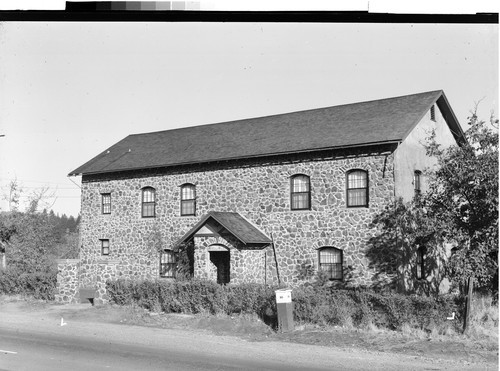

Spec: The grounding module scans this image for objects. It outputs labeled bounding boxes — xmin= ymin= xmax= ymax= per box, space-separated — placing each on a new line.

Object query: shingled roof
xmin=173 ymin=211 xmax=272 ymax=248
xmin=69 ymin=90 xmax=463 ymax=176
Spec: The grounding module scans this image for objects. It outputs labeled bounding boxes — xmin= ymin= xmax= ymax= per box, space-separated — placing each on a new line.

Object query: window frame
xmin=430 ymin=105 xmax=436 ymax=121
xmin=416 ymin=246 xmax=425 ymax=280
xmin=141 ymin=187 xmax=156 ymax=218
xmin=160 ymin=249 xmax=176 ymax=278
xmin=318 ymin=247 xmax=343 ymax=281
xmin=346 ymin=169 xmax=369 ymax=208
xmin=101 ymin=193 xmax=111 ymax=214
xmin=180 ymin=183 xmax=196 ymax=216
xmin=290 ymin=174 xmax=311 ymax=211
xmin=101 ymin=239 xmax=110 ymax=256
xmin=414 ymin=170 xmax=422 ymax=197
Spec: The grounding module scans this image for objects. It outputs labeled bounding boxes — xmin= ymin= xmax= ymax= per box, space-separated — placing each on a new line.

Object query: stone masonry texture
xmin=59 ymin=147 xmax=396 ymax=302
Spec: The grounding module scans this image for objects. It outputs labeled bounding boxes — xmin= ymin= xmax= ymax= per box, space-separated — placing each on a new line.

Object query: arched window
xmin=290 ymin=174 xmax=310 ymax=210
xmin=346 ymin=170 xmax=368 ymax=207
xmin=414 ymin=170 xmax=422 ymax=196
xmin=180 ymin=184 xmax=196 ymax=216
xmin=416 ymin=246 xmax=425 ymax=280
xmin=142 ymin=187 xmax=156 ymax=218
xmin=318 ymin=247 xmax=343 ymax=280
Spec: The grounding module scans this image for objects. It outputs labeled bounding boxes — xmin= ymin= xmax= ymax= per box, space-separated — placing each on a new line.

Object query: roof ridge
xmin=128 ymin=90 xmax=444 ymax=137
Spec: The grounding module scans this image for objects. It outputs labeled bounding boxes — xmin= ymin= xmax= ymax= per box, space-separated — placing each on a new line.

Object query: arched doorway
xmin=208 ymin=244 xmax=230 ymax=284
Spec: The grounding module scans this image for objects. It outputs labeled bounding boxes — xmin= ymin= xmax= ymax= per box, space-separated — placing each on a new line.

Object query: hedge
xmin=0 ymin=267 xmax=56 ymax=300
xmin=106 ymin=278 xmax=463 ymax=332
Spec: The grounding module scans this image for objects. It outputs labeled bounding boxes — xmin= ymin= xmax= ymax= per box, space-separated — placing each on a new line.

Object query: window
xmin=346 ymin=170 xmax=368 ymax=207
xmin=414 ymin=170 xmax=422 ymax=196
xmin=291 ymin=175 xmax=310 ymax=210
xmin=142 ymin=187 xmax=156 ymax=218
xmin=102 ymin=193 xmax=111 ymax=214
xmin=318 ymin=247 xmax=343 ymax=280
xmin=430 ymin=105 xmax=436 ymax=121
xmin=101 ymin=239 xmax=110 ymax=256
xmin=160 ymin=250 xmax=175 ymax=278
xmin=180 ymin=184 xmax=196 ymax=216
xmin=416 ymin=246 xmax=425 ymax=279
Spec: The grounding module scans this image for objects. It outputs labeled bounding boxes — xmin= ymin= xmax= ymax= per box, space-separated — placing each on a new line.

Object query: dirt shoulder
xmin=1 ymin=298 xmax=497 ymax=369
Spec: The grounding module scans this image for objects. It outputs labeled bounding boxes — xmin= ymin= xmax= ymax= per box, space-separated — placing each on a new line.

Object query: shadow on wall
xmin=295 ymin=260 xmax=356 ymax=288
xmin=176 ymin=241 xmax=194 ymax=280
xmin=366 ymin=198 xmax=449 ymax=295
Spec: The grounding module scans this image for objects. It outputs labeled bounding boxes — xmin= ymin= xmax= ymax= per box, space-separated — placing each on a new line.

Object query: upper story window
xmin=318 ymin=247 xmax=343 ymax=280
xmin=160 ymin=249 xmax=176 ymax=278
xmin=290 ymin=174 xmax=310 ymax=210
xmin=142 ymin=187 xmax=156 ymax=218
xmin=101 ymin=193 xmax=111 ymax=214
xmin=430 ymin=105 xmax=436 ymax=121
xmin=414 ymin=170 xmax=422 ymax=197
xmin=346 ymin=170 xmax=368 ymax=207
xmin=416 ymin=246 xmax=425 ymax=280
xmin=180 ymin=184 xmax=196 ymax=216
xmin=101 ymin=239 xmax=110 ymax=256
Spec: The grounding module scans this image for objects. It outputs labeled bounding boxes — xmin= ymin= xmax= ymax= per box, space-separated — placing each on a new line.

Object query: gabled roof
xmin=174 ymin=211 xmax=271 ymax=248
xmin=69 ymin=90 xmax=464 ymax=176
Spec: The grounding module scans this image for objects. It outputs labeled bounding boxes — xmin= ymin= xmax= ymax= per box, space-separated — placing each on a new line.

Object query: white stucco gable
xmin=394 ymin=95 xmax=464 ymax=201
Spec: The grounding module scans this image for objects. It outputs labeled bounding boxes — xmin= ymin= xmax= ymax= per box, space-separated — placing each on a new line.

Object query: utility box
xmin=275 ymin=289 xmax=294 ymax=332
xmin=79 ymin=287 xmax=96 ymax=305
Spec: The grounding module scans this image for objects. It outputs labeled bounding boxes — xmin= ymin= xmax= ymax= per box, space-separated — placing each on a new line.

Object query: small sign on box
xmin=275 ymin=289 xmax=292 ymax=303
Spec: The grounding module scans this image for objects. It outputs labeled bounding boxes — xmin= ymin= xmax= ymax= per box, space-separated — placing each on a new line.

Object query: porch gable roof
xmin=173 ymin=211 xmax=271 ymax=248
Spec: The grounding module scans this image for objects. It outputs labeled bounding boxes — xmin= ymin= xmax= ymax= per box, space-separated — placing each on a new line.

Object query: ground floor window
xmin=318 ymin=247 xmax=343 ymax=280
xmin=160 ymin=249 xmax=176 ymax=278
xmin=416 ymin=246 xmax=425 ymax=280
xmin=101 ymin=239 xmax=110 ymax=256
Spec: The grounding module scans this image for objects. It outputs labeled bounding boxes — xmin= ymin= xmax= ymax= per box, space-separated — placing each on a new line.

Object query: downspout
xmin=270 ymin=232 xmax=281 ymax=286
xmin=392 ymin=142 xmax=404 ymax=292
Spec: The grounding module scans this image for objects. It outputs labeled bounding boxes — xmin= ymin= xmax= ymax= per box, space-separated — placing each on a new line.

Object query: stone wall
xmin=76 ymin=146 xmax=396 ymax=299
xmin=55 ymin=259 xmax=79 ymax=303
xmin=193 ymin=235 xmax=266 ymax=284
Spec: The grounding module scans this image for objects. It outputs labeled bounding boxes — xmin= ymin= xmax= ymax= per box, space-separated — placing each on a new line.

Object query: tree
xmin=368 ymin=108 xmax=498 ymax=295
xmin=1 ymin=179 xmax=22 ymax=211
xmin=4 ymin=211 xmax=57 ymax=273
xmin=367 ymin=197 xmax=448 ymax=294
xmin=425 ymin=109 xmax=498 ymax=294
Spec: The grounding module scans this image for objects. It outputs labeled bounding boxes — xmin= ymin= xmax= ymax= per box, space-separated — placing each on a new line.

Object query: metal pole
xmin=463 ymin=276 xmax=474 ymax=334
xmin=270 ymin=233 xmax=281 ymax=286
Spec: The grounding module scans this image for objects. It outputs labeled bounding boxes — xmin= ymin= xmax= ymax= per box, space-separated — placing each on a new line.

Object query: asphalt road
xmin=1 ymin=327 xmax=315 ymax=371
xmin=0 ymin=303 xmax=488 ymax=371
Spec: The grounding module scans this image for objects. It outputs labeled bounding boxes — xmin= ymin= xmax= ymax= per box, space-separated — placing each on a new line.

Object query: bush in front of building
xmin=292 ymin=285 xmax=462 ymax=332
xmin=106 ymin=279 xmax=276 ymax=317
xmin=0 ymin=266 xmax=56 ymax=300
xmin=107 ymin=278 xmax=463 ymax=333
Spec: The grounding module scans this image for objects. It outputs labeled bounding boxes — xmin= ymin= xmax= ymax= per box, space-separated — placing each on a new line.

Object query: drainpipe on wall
xmin=270 ymin=233 xmax=281 ymax=287
xmin=392 ymin=142 xmax=405 ymax=292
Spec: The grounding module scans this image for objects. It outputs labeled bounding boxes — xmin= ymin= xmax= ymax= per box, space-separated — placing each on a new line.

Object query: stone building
xmin=57 ymin=90 xmax=464 ymax=303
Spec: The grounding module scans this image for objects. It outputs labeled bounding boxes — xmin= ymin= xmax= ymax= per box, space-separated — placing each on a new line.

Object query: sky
xmin=0 ymin=3 xmax=498 ymax=217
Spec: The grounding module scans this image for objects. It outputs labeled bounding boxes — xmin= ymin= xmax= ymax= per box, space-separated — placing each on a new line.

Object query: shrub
xmin=107 ymin=279 xmax=277 ymax=318
xmin=0 ymin=266 xmax=56 ymax=300
xmin=106 ymin=278 xmax=462 ymax=333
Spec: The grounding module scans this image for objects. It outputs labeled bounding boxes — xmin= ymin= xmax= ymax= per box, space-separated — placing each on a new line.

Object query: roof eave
xmin=71 ymin=140 xmax=401 ymax=177
xmin=436 ymin=92 xmax=467 ymax=146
